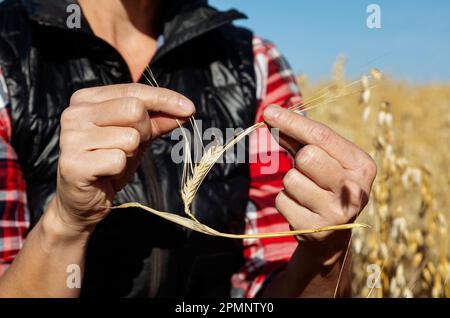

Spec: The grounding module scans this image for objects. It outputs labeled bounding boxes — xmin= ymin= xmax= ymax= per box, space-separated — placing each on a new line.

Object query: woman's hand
xmin=51 ymin=83 xmax=195 ymax=237
xmin=264 ymin=104 xmax=377 ymax=261
xmin=261 ymin=104 xmax=376 ymax=297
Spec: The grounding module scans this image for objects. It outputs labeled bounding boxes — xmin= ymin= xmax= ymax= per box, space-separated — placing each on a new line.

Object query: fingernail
xmin=264 ymin=104 xmax=281 ymax=120
xmin=178 ymin=98 xmax=195 ymax=113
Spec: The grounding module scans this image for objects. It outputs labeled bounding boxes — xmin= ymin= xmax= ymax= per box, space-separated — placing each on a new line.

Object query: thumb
xmin=148 ymin=113 xmax=191 ymax=140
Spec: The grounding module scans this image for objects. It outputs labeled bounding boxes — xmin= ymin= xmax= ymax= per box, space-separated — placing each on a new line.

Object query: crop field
xmin=300 ymin=58 xmax=450 ymax=297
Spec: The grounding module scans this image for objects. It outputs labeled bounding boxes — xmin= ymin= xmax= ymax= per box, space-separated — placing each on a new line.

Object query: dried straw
xmin=112 ymin=67 xmax=369 ymax=239
xmin=112 ymin=202 xmax=368 ymax=239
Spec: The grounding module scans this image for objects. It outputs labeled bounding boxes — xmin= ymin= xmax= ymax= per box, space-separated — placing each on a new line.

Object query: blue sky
xmin=210 ymin=0 xmax=450 ymax=83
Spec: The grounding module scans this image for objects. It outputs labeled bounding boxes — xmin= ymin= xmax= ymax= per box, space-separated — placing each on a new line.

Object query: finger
xmin=264 ymin=104 xmax=366 ymax=169
xmin=337 ymin=178 xmax=369 ymax=219
xmin=282 ymin=169 xmax=334 ymax=215
xmin=90 ymin=98 xmax=152 ymax=142
xmin=61 ymin=98 xmax=151 ymax=143
xmin=61 ymin=127 xmax=141 ymax=157
xmin=70 ymin=84 xmax=195 ymax=117
xmin=275 ymin=190 xmax=325 ymax=231
xmin=59 ymin=149 xmax=127 ymax=183
xmin=147 ymin=113 xmax=184 ymax=139
xmin=294 ymin=145 xmax=345 ymax=192
xmin=85 ymin=149 xmax=128 ymax=179
xmin=62 ymin=97 xmax=187 ymax=142
xmin=269 ymin=127 xmax=300 ymax=157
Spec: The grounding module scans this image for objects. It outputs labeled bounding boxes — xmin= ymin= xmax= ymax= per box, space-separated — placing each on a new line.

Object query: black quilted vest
xmin=0 ymin=0 xmax=256 ymax=297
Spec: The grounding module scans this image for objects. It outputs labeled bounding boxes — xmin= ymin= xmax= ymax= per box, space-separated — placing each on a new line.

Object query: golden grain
xmin=305 ymin=58 xmax=449 ymax=298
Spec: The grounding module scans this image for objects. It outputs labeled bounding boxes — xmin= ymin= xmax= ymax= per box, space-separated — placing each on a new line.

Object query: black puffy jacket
xmin=0 ymin=0 xmax=257 ymax=297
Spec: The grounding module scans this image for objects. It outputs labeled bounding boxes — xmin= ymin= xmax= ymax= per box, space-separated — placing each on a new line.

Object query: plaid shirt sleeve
xmin=231 ymin=37 xmax=303 ymax=298
xmin=0 ymin=66 xmax=30 ymax=276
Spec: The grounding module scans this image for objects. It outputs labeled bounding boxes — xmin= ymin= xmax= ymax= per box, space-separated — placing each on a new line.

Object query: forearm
xmin=262 ymin=233 xmax=352 ymax=298
xmin=0 ymin=200 xmax=91 ymax=297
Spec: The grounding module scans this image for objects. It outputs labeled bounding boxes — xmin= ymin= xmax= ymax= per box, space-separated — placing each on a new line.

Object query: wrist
xmin=39 ymin=198 xmax=93 ymax=250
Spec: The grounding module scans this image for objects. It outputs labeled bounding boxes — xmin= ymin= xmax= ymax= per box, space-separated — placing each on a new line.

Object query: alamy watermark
xmin=66 ymin=4 xmax=81 ymax=29
xmin=170 ymin=121 xmax=282 ymax=175
xmin=66 ymin=264 xmax=81 ymax=289
xmin=367 ymin=4 xmax=382 ymax=29
xmin=366 ymin=263 xmax=382 ymax=289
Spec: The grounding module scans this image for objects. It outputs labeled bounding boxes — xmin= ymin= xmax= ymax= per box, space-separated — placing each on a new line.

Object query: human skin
xmin=261 ymin=104 xmax=376 ymax=297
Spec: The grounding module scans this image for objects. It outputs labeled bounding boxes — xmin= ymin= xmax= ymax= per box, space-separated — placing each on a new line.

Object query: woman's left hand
xmin=263 ymin=104 xmax=377 ymax=255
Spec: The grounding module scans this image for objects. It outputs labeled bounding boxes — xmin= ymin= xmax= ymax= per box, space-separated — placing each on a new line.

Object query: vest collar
xmin=153 ymin=5 xmax=246 ymax=63
xmin=20 ymin=0 xmax=247 ymax=61
xmin=20 ymin=0 xmax=90 ymax=32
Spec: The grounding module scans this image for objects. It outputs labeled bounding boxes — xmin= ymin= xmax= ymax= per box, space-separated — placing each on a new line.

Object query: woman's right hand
xmin=48 ymin=83 xmax=195 ymax=237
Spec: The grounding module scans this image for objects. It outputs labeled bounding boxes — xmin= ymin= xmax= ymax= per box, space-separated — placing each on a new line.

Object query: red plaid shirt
xmin=0 ymin=37 xmax=301 ymax=297
xmin=0 ymin=67 xmax=30 ymax=276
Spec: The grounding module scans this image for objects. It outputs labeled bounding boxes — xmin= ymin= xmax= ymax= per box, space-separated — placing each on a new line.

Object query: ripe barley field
xmin=299 ymin=59 xmax=450 ymax=298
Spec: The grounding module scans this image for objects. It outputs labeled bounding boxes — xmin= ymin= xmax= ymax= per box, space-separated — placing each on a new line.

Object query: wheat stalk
xmin=181 ymin=144 xmax=223 ymax=223
xmin=180 ymin=122 xmax=264 ymax=222
xmin=113 ymin=202 xmax=368 ymax=239
xmin=114 ymin=117 xmax=366 ymax=238
xmin=111 ymin=67 xmax=369 ymax=239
